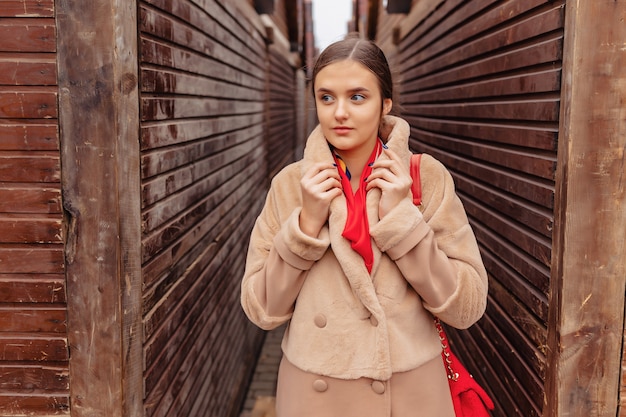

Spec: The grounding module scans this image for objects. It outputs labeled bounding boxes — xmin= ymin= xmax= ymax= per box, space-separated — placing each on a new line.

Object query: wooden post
xmin=545 ymin=0 xmax=626 ymax=416
xmin=56 ymin=0 xmax=142 ymax=416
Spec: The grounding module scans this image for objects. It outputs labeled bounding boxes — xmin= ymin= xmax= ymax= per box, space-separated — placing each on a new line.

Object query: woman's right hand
xmin=299 ymin=162 xmax=342 ymax=237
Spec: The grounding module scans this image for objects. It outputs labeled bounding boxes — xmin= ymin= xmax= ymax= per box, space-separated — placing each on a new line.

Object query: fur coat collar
xmin=299 ymin=115 xmax=413 ymax=322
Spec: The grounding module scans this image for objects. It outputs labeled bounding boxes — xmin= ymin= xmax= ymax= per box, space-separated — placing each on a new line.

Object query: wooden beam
xmin=56 ymin=1 xmax=142 ymax=416
xmin=545 ymin=0 xmax=626 ymax=416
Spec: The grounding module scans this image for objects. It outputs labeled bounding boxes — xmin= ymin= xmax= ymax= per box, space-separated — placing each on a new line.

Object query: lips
xmin=333 ymin=126 xmax=353 ymax=135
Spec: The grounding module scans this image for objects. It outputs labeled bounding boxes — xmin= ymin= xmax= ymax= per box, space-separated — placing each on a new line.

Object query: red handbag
xmin=410 ymin=154 xmax=495 ymax=416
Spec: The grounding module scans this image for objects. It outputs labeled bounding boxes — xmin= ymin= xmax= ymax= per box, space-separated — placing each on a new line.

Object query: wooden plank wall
xmin=267 ymin=44 xmax=297 ymax=179
xmin=0 ymin=1 xmax=69 ymax=415
xmin=139 ymin=1 xmax=296 ymax=416
xmin=378 ymin=1 xmax=564 ymax=416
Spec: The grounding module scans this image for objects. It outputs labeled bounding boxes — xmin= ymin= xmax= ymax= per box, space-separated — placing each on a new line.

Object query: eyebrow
xmin=315 ymin=87 xmax=371 ymax=94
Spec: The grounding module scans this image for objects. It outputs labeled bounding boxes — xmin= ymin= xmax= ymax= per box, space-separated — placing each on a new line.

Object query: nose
xmin=334 ymin=99 xmax=348 ymax=120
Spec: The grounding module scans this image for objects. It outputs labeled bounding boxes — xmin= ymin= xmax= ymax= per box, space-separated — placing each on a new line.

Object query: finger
xmin=367 ymin=165 xmax=397 ymax=183
xmin=382 ymin=147 xmax=402 ymax=162
xmin=319 ymin=176 xmax=342 ymax=193
xmin=303 ymin=162 xmax=338 ymax=180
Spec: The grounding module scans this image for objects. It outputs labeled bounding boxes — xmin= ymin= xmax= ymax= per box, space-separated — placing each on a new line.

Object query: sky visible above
xmin=312 ymin=0 xmax=352 ymax=51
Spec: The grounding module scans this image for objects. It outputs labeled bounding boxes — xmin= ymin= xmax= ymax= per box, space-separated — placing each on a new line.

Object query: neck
xmin=335 ymin=142 xmax=378 ymax=180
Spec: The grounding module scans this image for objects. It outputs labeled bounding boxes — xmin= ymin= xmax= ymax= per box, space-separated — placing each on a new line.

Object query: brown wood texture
xmin=56 ymin=0 xmax=142 ymax=416
xmin=545 ymin=0 xmax=626 ymax=416
xmin=0 ymin=0 xmax=54 ymax=17
xmin=266 ymin=45 xmax=297 ymax=178
xmin=139 ymin=1 xmax=296 ymax=416
xmin=378 ymin=1 xmax=566 ymax=415
xmin=0 ymin=1 xmax=68 ymax=415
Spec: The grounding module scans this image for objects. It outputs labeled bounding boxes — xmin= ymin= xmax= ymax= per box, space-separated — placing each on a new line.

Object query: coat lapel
xmin=300 ymin=116 xmax=412 ymax=315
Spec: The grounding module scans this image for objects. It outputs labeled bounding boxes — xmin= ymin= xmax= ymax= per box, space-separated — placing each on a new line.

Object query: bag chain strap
xmin=434 ymin=317 xmax=460 ymax=382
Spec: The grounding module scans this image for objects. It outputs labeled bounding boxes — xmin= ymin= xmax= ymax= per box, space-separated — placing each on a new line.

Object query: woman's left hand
xmin=366 ymin=148 xmax=412 ymax=219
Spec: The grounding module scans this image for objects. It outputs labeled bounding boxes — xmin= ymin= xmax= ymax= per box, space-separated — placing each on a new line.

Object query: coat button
xmin=313 ymin=379 xmax=328 ymax=392
xmin=371 ymin=380 xmax=385 ymax=394
xmin=369 ymin=315 xmax=378 ymax=327
xmin=314 ymin=314 xmax=327 ymax=328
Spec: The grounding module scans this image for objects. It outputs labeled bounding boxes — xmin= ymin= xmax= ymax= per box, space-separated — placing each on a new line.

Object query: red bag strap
xmin=410 ymin=156 xmax=455 ymax=378
xmin=410 ymin=153 xmax=422 ymax=206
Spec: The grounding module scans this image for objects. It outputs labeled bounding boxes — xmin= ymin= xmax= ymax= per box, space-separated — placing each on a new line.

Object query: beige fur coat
xmin=241 ymin=115 xmax=488 ymax=383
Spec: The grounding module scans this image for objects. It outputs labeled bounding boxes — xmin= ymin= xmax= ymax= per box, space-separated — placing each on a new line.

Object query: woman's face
xmin=314 ymin=60 xmax=392 ymax=159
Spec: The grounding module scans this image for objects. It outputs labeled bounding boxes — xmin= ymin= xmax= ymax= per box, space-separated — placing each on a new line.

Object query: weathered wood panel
xmin=0 ymin=0 xmax=54 ymax=17
xmin=0 ymin=1 xmax=68 ymax=415
xmin=56 ymin=0 xmax=142 ymax=416
xmin=139 ymin=1 xmax=284 ymax=416
xmin=378 ymin=1 xmax=565 ymax=416
xmin=544 ymin=1 xmax=626 ymax=416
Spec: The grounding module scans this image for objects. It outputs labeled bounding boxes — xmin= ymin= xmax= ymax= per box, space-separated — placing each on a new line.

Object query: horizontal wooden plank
xmin=459 ymin=318 xmax=543 ymax=417
xmin=141 ymin=144 xmax=262 ymax=234
xmin=0 ymin=52 xmax=57 ymax=85
xmin=144 ymin=249 xmax=234 ymax=396
xmin=463 ymin=196 xmax=552 ymax=268
xmin=477 ymin=304 xmax=544 ymax=415
xmin=151 ymin=290 xmax=246 ymax=417
xmin=396 ymin=0 xmax=463 ymax=54
xmin=140 ymin=38 xmax=265 ymax=91
xmin=0 ymin=394 xmax=69 ymax=415
xmin=0 ymin=88 xmax=57 ymax=118
xmin=454 ymin=175 xmax=553 ymax=238
xmin=0 ymin=335 xmax=68 ymax=361
xmin=410 ymin=128 xmax=557 ymax=180
xmin=142 ymin=132 xmax=262 ymax=205
xmin=0 ymin=154 xmax=60 ymax=182
xmin=141 ymin=67 xmax=264 ymax=101
xmin=0 ymin=364 xmax=68 ymax=390
xmin=141 ymin=0 xmax=266 ymax=67
xmin=0 ymin=275 xmax=65 ymax=303
xmin=411 ymin=140 xmax=555 ymax=208
xmin=0 ymin=121 xmax=58 ymax=151
xmin=488 ymin=277 xmax=547 ymax=352
xmin=144 ymin=209 xmax=258 ymax=400
xmin=402 ymin=36 xmax=563 ymax=92
xmin=0 ymin=185 xmax=61 ymax=214
xmin=0 ymin=246 xmax=64 ymax=274
xmin=0 ymin=0 xmax=54 ymax=17
xmin=406 ymin=116 xmax=557 ymax=151
xmin=142 ymin=96 xmax=264 ymax=121
xmin=212 ymin=0 xmax=270 ymax=54
xmin=142 ymin=147 xmax=264 ymax=265
xmin=142 ymin=176 xmax=263 ymax=334
xmin=479 ymin=240 xmax=549 ymax=322
xmin=0 ymin=18 xmax=55 ymax=53
xmin=0 ymin=307 xmax=66 ymax=332
xmin=399 ymin=1 xmax=564 ymax=77
xmin=141 ymin=164 xmax=265 ymax=309
xmin=0 ymin=215 xmax=62 ymax=243
xmin=474 ymin=214 xmax=550 ymax=292
xmin=139 ymin=6 xmax=264 ymax=76
xmin=403 ymin=98 xmax=560 ymax=123
xmin=142 ymin=123 xmax=262 ymax=179
xmin=403 ymin=66 xmax=561 ymax=103
xmin=140 ymin=113 xmax=264 ymax=150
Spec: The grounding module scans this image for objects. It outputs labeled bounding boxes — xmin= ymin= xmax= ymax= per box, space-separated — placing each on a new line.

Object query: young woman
xmin=241 ymin=34 xmax=488 ymax=417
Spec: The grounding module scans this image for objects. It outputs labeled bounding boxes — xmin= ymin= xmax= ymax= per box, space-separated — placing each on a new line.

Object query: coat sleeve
xmin=241 ymin=172 xmax=331 ymax=330
xmin=370 ymin=155 xmax=488 ymax=329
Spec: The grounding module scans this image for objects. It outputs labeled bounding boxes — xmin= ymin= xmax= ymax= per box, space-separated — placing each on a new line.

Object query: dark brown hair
xmin=311 ymin=33 xmax=393 ymax=102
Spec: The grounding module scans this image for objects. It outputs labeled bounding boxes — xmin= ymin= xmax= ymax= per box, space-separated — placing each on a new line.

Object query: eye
xmin=351 ymin=93 xmax=366 ymax=102
xmin=318 ymin=94 xmax=334 ymax=103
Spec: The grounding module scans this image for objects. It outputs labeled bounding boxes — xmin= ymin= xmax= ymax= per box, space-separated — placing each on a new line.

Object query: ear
xmin=382 ymin=98 xmax=392 ymax=116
